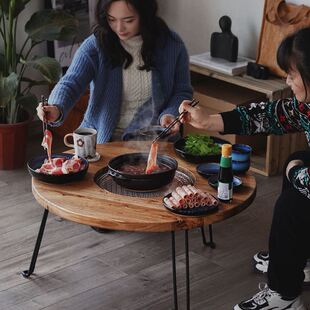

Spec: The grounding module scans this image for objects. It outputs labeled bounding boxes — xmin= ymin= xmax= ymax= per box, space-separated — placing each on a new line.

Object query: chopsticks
xmin=41 ymin=95 xmax=48 ymax=134
xmin=152 ymin=99 xmax=199 ymax=143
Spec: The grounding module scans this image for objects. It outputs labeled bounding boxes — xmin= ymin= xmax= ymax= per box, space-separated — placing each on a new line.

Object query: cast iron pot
xmin=108 ymin=152 xmax=178 ymax=191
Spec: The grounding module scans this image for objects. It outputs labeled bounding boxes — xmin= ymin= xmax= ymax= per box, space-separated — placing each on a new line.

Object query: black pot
xmin=108 ymin=152 xmax=178 ymax=190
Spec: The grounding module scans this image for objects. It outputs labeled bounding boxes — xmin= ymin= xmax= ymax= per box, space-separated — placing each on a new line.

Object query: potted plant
xmin=0 ymin=0 xmax=78 ymax=169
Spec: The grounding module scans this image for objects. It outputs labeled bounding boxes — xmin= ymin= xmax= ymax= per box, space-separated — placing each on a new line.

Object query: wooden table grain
xmin=32 ymin=141 xmax=256 ymax=232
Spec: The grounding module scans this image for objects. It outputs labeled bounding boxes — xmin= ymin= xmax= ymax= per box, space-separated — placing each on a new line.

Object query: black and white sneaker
xmin=234 ymin=283 xmax=307 ymax=310
xmin=253 ymin=251 xmax=310 ymax=285
xmin=253 ymin=251 xmax=269 ymax=274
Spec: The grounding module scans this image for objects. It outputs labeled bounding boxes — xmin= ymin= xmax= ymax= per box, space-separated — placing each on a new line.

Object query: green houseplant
xmin=0 ymin=0 xmax=78 ymax=169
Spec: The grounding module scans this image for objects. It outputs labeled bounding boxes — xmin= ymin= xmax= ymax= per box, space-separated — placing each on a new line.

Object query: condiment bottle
xmin=217 ymin=144 xmax=233 ymax=202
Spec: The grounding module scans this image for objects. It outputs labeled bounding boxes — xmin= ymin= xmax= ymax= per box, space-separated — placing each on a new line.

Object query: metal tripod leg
xmin=185 ymin=230 xmax=190 ymax=310
xmin=201 ymin=224 xmax=216 ymax=249
xmin=21 ymin=209 xmax=49 ymax=278
xmin=171 ymin=230 xmax=191 ymax=310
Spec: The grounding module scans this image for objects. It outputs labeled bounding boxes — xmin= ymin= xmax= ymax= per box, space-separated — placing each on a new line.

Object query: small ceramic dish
xmin=197 ymin=162 xmax=220 ymax=178
xmin=208 ymin=175 xmax=242 ymax=189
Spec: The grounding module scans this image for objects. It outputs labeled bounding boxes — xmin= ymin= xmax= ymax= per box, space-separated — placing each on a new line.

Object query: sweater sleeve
xmin=48 ymin=35 xmax=98 ymax=126
xmin=220 ymin=97 xmax=306 ymax=135
xmin=159 ymin=40 xmax=193 ymax=120
xmin=288 ymin=165 xmax=310 ymax=200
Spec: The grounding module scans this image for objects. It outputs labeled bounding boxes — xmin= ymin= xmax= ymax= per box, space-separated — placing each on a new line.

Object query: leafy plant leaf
xmin=25 ymin=9 xmax=79 ymax=42
xmin=0 ymin=53 xmax=5 ymax=73
xmin=17 ymin=92 xmax=38 ymax=117
xmin=26 ymin=57 xmax=62 ymax=83
xmin=0 ymin=73 xmax=18 ymax=109
xmin=0 ymin=0 xmax=31 ymax=18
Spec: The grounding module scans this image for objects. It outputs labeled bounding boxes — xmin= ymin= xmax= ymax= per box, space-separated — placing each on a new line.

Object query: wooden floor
xmin=0 ymin=133 xmax=309 ymax=310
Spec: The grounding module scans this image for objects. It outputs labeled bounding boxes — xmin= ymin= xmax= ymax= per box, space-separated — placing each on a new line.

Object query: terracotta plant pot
xmin=0 ymin=112 xmax=32 ymax=170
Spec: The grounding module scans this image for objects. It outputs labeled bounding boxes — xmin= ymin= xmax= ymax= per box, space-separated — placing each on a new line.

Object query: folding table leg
xmin=185 ymin=230 xmax=190 ymax=310
xmin=171 ymin=231 xmax=178 ymax=310
xmin=201 ymin=224 xmax=216 ymax=249
xmin=21 ymin=209 xmax=49 ymax=278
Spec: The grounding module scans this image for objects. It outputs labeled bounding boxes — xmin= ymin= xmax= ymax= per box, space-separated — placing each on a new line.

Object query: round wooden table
xmin=23 ymin=141 xmax=256 ymax=310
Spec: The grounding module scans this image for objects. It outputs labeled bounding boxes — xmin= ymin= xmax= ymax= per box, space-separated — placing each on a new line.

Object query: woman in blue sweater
xmin=37 ymin=0 xmax=192 ymax=143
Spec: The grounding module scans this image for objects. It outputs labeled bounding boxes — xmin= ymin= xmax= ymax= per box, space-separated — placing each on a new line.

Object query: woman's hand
xmin=36 ymin=103 xmax=61 ymax=123
xmin=286 ymin=159 xmax=304 ymax=180
xmin=160 ymin=114 xmax=180 ymax=135
xmin=178 ymin=100 xmax=224 ymax=132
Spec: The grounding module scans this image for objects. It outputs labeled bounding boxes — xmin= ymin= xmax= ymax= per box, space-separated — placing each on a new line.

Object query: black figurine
xmin=210 ymin=15 xmax=238 ymax=62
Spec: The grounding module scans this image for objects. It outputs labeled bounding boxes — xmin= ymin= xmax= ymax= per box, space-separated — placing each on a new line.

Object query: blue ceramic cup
xmin=232 ymin=160 xmax=250 ymax=173
xmin=232 ymin=144 xmax=252 ymax=162
xmin=231 ymin=144 xmax=252 ymax=173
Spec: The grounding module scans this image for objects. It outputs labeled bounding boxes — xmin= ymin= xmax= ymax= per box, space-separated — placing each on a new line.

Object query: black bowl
xmin=174 ymin=136 xmax=229 ymax=164
xmin=27 ymin=153 xmax=88 ymax=184
xmin=108 ymin=152 xmax=178 ymax=191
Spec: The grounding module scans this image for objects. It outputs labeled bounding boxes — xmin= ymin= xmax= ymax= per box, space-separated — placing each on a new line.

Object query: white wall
xmin=158 ymin=0 xmax=310 ymax=59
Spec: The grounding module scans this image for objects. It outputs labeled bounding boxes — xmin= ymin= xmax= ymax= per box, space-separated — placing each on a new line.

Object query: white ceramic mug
xmin=64 ymin=128 xmax=97 ymax=160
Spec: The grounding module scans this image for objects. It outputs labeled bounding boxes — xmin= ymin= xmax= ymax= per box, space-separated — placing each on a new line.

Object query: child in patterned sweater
xmin=179 ymin=27 xmax=310 ymax=310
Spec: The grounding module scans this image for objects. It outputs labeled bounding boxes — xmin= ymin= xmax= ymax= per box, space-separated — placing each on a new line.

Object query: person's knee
xmin=283 ymin=151 xmax=310 ymax=171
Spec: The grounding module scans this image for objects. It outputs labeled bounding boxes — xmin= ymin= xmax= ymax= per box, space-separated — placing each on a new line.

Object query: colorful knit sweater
xmin=48 ymin=31 xmax=192 ymax=143
xmin=221 ymin=97 xmax=310 ymax=199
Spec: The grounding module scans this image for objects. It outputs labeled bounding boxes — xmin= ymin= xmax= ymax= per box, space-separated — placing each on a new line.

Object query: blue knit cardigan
xmin=49 ymin=31 xmax=193 ymax=143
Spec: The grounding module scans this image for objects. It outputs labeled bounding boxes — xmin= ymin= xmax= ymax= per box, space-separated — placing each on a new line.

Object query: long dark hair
xmin=94 ymin=0 xmax=170 ymax=70
xmin=277 ymin=27 xmax=310 ymax=100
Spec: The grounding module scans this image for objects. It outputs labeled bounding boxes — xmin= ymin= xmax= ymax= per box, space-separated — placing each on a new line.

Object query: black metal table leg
xmin=185 ymin=230 xmax=190 ymax=310
xmin=201 ymin=225 xmax=216 ymax=249
xmin=171 ymin=231 xmax=178 ymax=310
xmin=21 ymin=209 xmax=49 ymax=278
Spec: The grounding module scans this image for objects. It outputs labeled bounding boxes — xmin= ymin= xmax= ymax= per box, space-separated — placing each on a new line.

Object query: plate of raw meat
xmin=27 ymin=153 xmax=88 ymax=184
xmin=28 ymin=128 xmax=88 ymax=183
xmin=163 ymin=184 xmax=219 ymax=216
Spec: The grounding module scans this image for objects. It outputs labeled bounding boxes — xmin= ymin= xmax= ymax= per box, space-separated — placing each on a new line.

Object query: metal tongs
xmin=152 ymin=98 xmax=199 ymax=143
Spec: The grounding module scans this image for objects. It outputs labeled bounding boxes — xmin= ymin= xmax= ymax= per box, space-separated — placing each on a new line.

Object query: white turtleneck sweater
xmin=112 ymin=35 xmax=152 ymax=139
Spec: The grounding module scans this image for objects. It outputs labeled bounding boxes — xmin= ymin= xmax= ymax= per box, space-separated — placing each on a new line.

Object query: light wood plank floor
xmin=0 ymin=133 xmax=309 ymax=310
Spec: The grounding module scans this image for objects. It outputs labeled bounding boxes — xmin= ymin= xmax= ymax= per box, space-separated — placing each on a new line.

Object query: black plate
xmin=174 ymin=136 xmax=229 ymax=164
xmin=197 ymin=162 xmax=220 ymax=178
xmin=27 ymin=153 xmax=88 ymax=184
xmin=163 ymin=193 xmax=219 ymax=216
xmin=208 ymin=175 xmax=242 ymax=189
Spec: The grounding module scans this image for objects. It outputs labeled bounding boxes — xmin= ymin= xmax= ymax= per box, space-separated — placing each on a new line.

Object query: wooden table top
xmin=32 ymin=141 xmax=256 ymax=232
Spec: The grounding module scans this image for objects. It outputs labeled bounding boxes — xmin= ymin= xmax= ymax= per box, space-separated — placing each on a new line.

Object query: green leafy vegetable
xmin=184 ymin=134 xmax=221 ymax=156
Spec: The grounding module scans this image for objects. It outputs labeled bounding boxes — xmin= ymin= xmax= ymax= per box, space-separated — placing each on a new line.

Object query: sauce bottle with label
xmin=217 ymin=144 xmax=233 ymax=202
